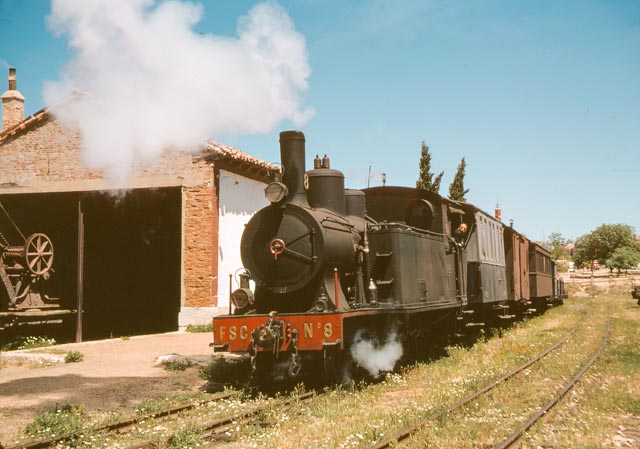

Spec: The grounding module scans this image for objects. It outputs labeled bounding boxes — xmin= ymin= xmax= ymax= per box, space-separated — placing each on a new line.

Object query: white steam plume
xmin=44 ymin=0 xmax=313 ymax=181
xmin=350 ymin=329 xmax=403 ymax=379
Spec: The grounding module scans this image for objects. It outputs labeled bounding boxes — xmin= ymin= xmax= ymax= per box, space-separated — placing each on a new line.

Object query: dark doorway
xmin=0 ymin=187 xmax=181 ymax=340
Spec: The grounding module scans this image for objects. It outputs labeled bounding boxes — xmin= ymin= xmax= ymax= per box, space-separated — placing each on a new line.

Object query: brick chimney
xmin=1 ymin=68 xmax=25 ymax=131
xmin=495 ymin=202 xmax=502 ymax=221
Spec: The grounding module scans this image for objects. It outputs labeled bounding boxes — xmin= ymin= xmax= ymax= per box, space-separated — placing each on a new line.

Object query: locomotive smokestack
xmin=279 ymin=130 xmax=308 ymax=205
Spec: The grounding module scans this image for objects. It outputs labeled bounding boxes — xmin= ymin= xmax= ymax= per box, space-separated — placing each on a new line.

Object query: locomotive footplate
xmin=212 ymin=311 xmax=343 ymax=353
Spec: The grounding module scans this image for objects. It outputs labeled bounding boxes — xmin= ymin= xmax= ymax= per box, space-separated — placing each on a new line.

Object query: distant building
xmin=564 ymin=243 xmax=575 ymax=258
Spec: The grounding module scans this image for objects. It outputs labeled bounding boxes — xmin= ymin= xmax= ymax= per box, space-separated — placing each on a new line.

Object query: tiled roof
xmin=200 ymin=140 xmax=279 ymax=183
xmin=0 ymin=107 xmax=51 ymax=143
xmin=204 ymin=140 xmax=280 ymax=173
xmin=0 ymin=103 xmax=280 ymax=182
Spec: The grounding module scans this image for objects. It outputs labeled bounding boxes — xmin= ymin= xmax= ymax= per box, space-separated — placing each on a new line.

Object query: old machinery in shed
xmin=0 ymin=201 xmax=71 ymax=331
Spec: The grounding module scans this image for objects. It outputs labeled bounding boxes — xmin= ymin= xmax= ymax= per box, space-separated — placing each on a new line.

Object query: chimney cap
xmin=8 ymin=67 xmax=17 ymax=91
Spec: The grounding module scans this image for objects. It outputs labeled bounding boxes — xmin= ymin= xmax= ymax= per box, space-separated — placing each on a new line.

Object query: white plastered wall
xmin=215 ymin=170 xmax=269 ymax=315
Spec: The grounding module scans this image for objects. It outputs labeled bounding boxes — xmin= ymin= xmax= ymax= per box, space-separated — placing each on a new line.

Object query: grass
xmin=24 ymin=404 xmax=88 ymax=439
xmin=2 ymin=335 xmax=57 ymax=351
xmin=16 ymin=294 xmax=637 ymax=448
xmin=185 ymin=323 xmax=213 ymax=333
xmin=134 ymin=396 xmax=178 ymax=415
xmin=199 ymin=355 xmax=252 ymax=389
xmin=134 ymin=392 xmax=211 ymax=415
xmin=163 ymin=359 xmax=192 ymax=371
xmin=219 ymin=295 xmax=639 ymax=448
xmin=519 ymin=293 xmax=640 ymax=448
xmin=166 ymin=425 xmax=205 ymax=448
xmin=65 ymin=350 xmax=84 ymax=363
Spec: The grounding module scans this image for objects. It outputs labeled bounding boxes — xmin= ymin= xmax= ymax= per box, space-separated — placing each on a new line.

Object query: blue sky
xmin=1 ymin=0 xmax=638 ymax=241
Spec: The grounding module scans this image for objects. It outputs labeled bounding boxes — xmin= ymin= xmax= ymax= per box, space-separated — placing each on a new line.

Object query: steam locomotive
xmin=212 ymin=131 xmax=564 ymax=383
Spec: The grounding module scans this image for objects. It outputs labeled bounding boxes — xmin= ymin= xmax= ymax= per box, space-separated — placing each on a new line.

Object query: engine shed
xmin=0 ymin=68 xmax=276 ymax=340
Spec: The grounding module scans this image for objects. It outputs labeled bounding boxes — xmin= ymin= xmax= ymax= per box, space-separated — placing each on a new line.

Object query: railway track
xmin=7 ymin=390 xmax=316 ymax=449
xmin=369 ymin=305 xmax=597 ymax=449
xmin=4 ymin=391 xmax=239 ymax=449
xmin=492 ymin=309 xmax=611 ymax=449
xmin=119 ymin=391 xmax=316 ymax=449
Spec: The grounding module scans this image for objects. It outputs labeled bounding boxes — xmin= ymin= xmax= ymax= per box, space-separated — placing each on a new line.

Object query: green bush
xmin=164 ymin=360 xmax=192 ymax=371
xmin=65 ymin=351 xmax=84 ymax=363
xmin=185 ymin=323 xmax=213 ymax=333
xmin=199 ymin=355 xmax=251 ymax=388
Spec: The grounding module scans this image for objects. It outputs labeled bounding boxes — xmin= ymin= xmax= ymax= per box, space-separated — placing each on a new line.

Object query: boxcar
xmin=503 ymin=225 xmax=530 ymax=302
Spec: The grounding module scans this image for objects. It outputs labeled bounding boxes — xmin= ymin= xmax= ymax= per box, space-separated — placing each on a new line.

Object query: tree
xmin=432 ymin=172 xmax=444 ymax=194
xmin=573 ymin=233 xmax=594 ymax=269
xmin=542 ymin=232 xmax=570 ymax=260
xmin=606 ymin=246 xmax=640 ymax=274
xmin=448 ymin=157 xmax=469 ymax=201
xmin=573 ymin=224 xmax=638 ymax=269
xmin=416 ymin=141 xmax=444 ymax=194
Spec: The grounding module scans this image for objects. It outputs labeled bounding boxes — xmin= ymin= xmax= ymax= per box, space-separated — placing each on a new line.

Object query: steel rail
xmin=493 ymin=309 xmax=611 ymax=449
xmin=120 ymin=391 xmax=316 ymax=449
xmin=4 ymin=391 xmax=239 ymax=449
xmin=369 ymin=307 xmax=592 ymax=449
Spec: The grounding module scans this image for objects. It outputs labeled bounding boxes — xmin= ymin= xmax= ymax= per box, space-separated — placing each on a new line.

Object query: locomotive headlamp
xmin=231 ymin=288 xmax=254 ymax=310
xmin=265 ymin=182 xmax=288 ymax=203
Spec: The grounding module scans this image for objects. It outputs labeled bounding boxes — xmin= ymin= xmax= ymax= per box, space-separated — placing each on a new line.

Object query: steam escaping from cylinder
xmin=350 ymin=328 xmax=403 ymax=379
xmin=43 ymin=0 xmax=313 ymax=181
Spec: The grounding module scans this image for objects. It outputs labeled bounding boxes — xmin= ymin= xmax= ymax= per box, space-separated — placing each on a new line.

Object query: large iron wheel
xmin=24 ymin=233 xmax=54 ymax=276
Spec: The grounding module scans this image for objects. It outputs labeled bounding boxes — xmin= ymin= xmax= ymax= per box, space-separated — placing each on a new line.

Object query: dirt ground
xmin=0 ymin=331 xmax=213 ymax=447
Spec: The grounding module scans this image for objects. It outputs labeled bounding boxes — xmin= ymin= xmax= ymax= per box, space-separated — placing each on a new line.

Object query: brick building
xmin=0 ymin=68 xmax=276 ymax=339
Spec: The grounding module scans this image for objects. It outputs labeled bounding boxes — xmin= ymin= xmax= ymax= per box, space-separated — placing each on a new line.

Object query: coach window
xmin=491 ymin=223 xmax=496 ymax=262
xmin=489 ymin=222 xmax=494 ymax=262
xmin=478 ymin=217 xmax=487 ymax=260
xmin=482 ymin=217 xmax=491 ymax=260
xmin=492 ymin=226 xmax=496 ymax=260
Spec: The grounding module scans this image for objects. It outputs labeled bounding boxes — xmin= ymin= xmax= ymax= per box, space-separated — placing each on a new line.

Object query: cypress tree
xmin=432 ymin=171 xmax=444 ymax=194
xmin=416 ymin=141 xmax=444 ymax=194
xmin=448 ymin=157 xmax=469 ymax=201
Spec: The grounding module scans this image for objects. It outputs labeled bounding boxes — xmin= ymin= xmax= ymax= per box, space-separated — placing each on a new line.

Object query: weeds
xmin=227 ymin=296 xmax=616 ymax=448
xmin=164 ymin=360 xmax=192 ymax=371
xmin=65 ymin=351 xmax=84 ymax=363
xmin=185 ymin=323 xmax=213 ymax=333
xmin=13 ymin=295 xmax=638 ymax=449
xmin=135 ymin=397 xmax=174 ymax=415
xmin=2 ymin=336 xmax=57 ymax=351
xmin=166 ymin=425 xmax=205 ymax=448
xmin=199 ymin=355 xmax=251 ymax=389
xmin=133 ymin=392 xmax=209 ymax=415
xmin=25 ymin=404 xmax=87 ymax=438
